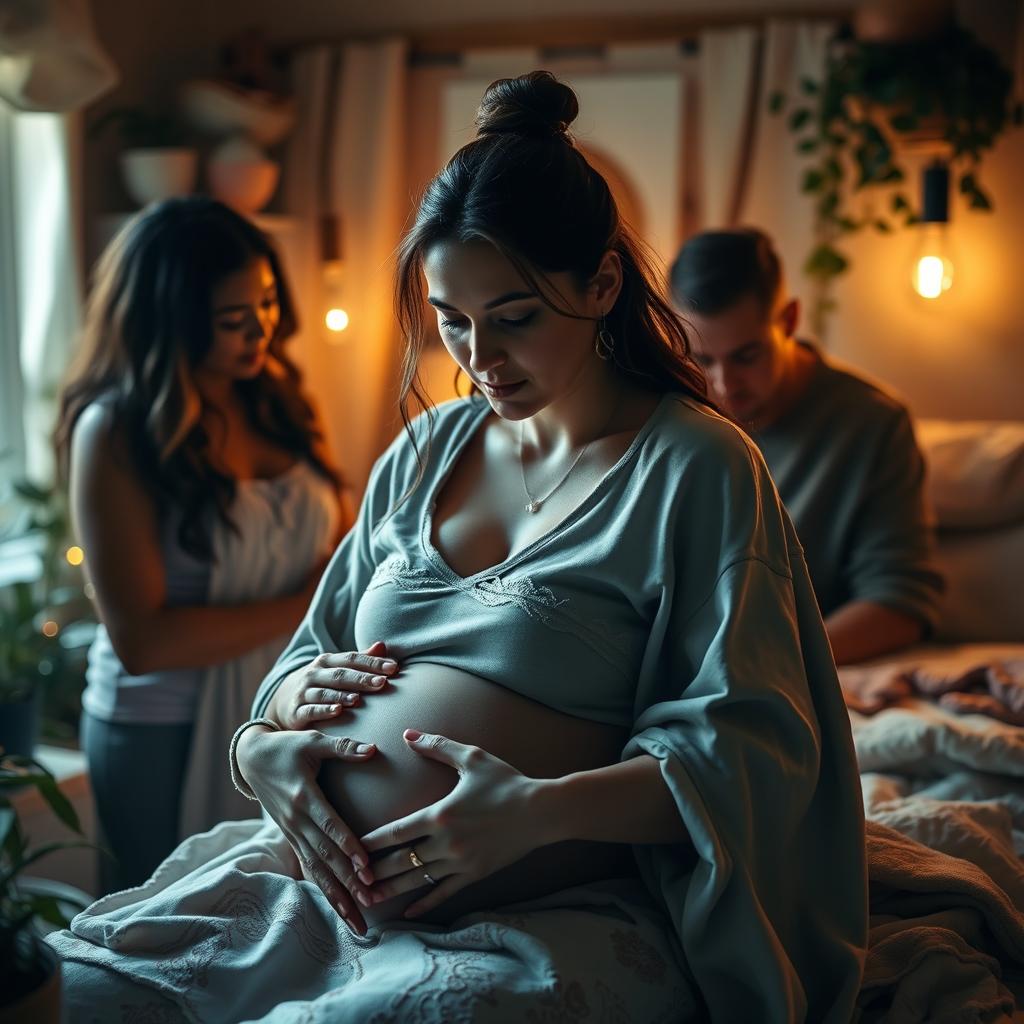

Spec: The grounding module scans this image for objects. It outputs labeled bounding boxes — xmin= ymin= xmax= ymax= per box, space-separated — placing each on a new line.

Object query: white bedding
xmin=842 ymin=643 xmax=1024 ymax=1021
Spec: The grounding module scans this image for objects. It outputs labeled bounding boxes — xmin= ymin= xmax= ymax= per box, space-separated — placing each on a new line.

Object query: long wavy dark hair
xmin=394 ymin=70 xmax=712 ymax=488
xmin=54 ymin=196 xmax=339 ymax=559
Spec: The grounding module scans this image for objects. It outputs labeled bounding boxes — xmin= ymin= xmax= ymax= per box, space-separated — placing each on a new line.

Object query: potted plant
xmin=89 ymin=105 xmax=198 ymax=207
xmin=771 ymin=19 xmax=1020 ymax=334
xmin=0 ymin=752 xmax=93 ymax=1023
xmin=0 ymin=482 xmax=94 ymax=758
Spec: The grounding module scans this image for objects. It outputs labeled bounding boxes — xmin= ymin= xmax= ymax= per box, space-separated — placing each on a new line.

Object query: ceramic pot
xmin=119 ymin=148 xmax=197 ymax=207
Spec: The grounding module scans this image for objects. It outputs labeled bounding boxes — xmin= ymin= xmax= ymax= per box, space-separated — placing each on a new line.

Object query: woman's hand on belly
xmin=238 ymin=725 xmax=381 ymax=935
xmin=272 ymin=641 xmax=399 ymax=730
xmin=359 ymin=729 xmax=551 ymax=920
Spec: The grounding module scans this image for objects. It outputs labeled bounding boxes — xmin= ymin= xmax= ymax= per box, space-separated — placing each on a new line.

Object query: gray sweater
xmin=754 ymin=343 xmax=943 ymax=627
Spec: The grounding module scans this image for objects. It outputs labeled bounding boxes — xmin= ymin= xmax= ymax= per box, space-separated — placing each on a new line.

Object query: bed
xmin=840 ymin=418 xmax=1024 ymax=1022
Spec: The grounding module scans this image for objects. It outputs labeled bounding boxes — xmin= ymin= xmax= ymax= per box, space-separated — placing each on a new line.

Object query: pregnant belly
xmin=317 ymin=661 xmax=637 ymax=926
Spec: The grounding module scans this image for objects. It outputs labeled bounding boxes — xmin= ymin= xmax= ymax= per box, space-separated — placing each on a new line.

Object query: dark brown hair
xmin=54 ymin=196 xmax=339 ymax=559
xmin=394 ymin=70 xmax=711 ymax=485
xmin=670 ymin=227 xmax=784 ymax=315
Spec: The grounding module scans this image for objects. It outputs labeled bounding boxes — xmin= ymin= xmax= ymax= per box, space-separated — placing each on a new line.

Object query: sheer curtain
xmin=739 ymin=20 xmax=837 ymax=329
xmin=0 ymin=0 xmax=116 ymax=487
xmin=282 ymin=39 xmax=408 ymax=494
xmin=691 ymin=19 xmax=835 ymax=326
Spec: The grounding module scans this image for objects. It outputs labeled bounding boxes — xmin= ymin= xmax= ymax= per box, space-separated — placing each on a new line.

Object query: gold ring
xmin=408 ymin=848 xmax=425 ymax=869
xmin=423 ymin=870 xmax=436 ymax=886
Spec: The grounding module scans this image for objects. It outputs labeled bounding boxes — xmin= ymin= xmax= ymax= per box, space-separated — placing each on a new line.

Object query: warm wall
xmin=84 ymin=0 xmax=1023 ymax=425
xmin=826 ymin=129 xmax=1024 ymax=421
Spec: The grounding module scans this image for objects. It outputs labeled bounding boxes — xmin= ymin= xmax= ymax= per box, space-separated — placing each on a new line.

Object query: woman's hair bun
xmin=475 ymin=70 xmax=579 ymax=142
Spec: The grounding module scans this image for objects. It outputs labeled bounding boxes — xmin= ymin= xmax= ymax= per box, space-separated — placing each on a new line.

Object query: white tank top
xmin=82 ymin=461 xmax=340 ymax=724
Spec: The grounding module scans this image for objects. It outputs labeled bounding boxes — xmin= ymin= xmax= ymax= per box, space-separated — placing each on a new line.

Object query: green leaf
xmin=768 ymin=90 xmax=786 ymax=114
xmin=818 ymin=191 xmax=840 ymax=218
xmin=890 ymin=112 xmax=919 ymax=132
xmin=32 ymin=773 xmax=82 ymax=834
xmin=0 ymin=839 xmax=94 ymax=888
xmin=835 ymin=216 xmax=862 ymax=232
xmin=799 ymin=77 xmax=819 ymax=96
xmin=0 ymin=807 xmax=14 ymax=848
xmin=968 ymin=188 xmax=993 ymax=211
xmin=25 ymin=892 xmax=72 ymax=928
xmin=878 ymin=167 xmax=905 ymax=183
xmin=804 ymin=243 xmax=849 ymax=280
xmin=797 ymin=138 xmax=819 ymax=154
xmin=789 ymin=108 xmax=812 ymax=131
xmin=801 ymin=168 xmax=825 ymax=193
xmin=12 ymin=481 xmax=53 ymax=505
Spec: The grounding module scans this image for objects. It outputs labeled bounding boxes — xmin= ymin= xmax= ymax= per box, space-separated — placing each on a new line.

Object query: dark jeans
xmin=80 ymin=709 xmax=194 ymax=896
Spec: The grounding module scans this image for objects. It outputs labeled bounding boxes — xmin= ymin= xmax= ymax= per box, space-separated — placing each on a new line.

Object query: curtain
xmin=739 ymin=20 xmax=836 ymax=326
xmin=282 ymin=39 xmax=408 ymax=496
xmin=0 ymin=0 xmax=115 ymax=487
xmin=10 ymin=110 xmax=83 ymax=483
xmin=696 ymin=26 xmax=760 ymax=228
xmin=690 ymin=20 xmax=834 ymax=332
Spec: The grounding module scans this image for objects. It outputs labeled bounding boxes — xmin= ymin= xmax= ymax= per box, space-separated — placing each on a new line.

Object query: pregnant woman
xmin=50 ymin=73 xmax=867 ymax=1022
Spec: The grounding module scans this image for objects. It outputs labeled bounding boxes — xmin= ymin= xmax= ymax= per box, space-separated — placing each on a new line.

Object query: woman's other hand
xmin=359 ymin=730 xmax=546 ymax=919
xmin=274 ymin=641 xmax=399 ymax=731
xmin=235 ymin=724 xmax=378 ymax=934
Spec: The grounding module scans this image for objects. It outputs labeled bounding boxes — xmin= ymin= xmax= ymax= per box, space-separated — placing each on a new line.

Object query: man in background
xmin=670 ymin=227 xmax=942 ymax=665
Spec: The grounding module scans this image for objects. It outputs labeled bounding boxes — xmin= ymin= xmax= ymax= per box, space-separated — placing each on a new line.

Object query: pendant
xmin=525 ymin=500 xmax=541 ymax=514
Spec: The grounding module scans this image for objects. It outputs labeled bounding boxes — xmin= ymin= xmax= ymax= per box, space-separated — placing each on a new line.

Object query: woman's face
xmin=202 ymin=257 xmax=280 ymax=380
xmin=423 ymin=239 xmax=609 ymax=420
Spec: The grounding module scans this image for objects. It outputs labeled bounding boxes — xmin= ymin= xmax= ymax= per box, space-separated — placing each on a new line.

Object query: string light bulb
xmin=65 ymin=545 xmax=84 ymax=566
xmin=320 ymin=213 xmax=350 ymax=343
xmin=325 ymin=307 xmax=349 ymax=333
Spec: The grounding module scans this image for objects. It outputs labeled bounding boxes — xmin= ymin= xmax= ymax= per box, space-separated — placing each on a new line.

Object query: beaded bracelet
xmin=228 ymin=717 xmax=281 ymax=801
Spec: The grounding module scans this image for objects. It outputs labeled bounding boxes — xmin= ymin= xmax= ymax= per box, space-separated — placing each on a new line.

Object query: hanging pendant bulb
xmin=911 ymin=161 xmax=954 ymax=300
xmin=320 ymin=213 xmax=350 ymax=341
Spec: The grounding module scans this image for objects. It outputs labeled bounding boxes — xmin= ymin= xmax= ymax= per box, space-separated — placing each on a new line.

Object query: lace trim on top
xmin=366 ymin=554 xmax=632 ymax=679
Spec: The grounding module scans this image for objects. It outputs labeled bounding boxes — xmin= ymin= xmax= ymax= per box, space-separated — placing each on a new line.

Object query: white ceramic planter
xmin=119 ymin=148 xmax=198 ymax=207
xmin=207 ymin=137 xmax=279 ymax=214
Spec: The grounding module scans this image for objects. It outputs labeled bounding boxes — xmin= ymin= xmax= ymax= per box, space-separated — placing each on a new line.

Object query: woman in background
xmin=53 ymin=197 xmax=365 ymax=894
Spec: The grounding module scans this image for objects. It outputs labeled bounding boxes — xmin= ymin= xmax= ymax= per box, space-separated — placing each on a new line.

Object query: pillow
xmin=933 ymin=520 xmax=1024 ymax=643
xmin=917 ymin=419 xmax=1024 ymax=530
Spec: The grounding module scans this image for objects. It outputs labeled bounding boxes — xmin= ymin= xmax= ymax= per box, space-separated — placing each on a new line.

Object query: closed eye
xmin=438 ymin=312 xmax=536 ymax=335
xmin=439 ymin=317 xmax=468 ymax=334
xmin=499 ymin=312 xmax=536 ymax=328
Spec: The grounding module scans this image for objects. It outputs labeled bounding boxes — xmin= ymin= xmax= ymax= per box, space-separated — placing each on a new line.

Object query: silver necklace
xmin=518 ymin=397 xmax=621 ymax=514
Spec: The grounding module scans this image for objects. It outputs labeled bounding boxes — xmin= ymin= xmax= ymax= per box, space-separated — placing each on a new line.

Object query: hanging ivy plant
xmin=770 ymin=22 xmax=1019 ymax=332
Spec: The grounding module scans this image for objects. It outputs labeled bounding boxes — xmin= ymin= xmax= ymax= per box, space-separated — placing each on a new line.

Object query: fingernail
xmin=382 ymin=660 xmax=398 ymax=672
xmin=359 ymin=869 xmax=374 ymax=885
xmin=356 ymin=742 xmax=375 ymax=753
xmin=330 ymin=704 xmax=342 ymax=713
xmin=352 ymin=853 xmax=366 ymax=869
xmin=336 ymin=903 xmax=348 ymax=919
xmin=356 ymin=891 xmax=371 ymax=907
xmin=344 ymin=694 xmax=359 ymax=704
xmin=405 ymin=729 xmax=421 ymax=741
xmin=371 ymin=676 xmax=386 ymax=688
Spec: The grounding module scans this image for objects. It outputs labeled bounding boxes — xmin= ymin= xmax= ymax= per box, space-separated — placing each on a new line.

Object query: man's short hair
xmin=670 ymin=228 xmax=783 ymax=315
